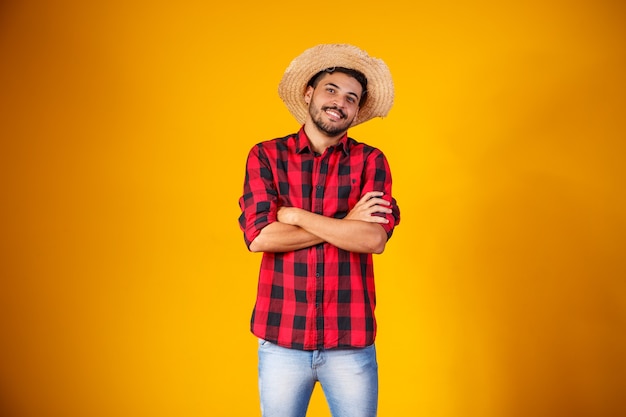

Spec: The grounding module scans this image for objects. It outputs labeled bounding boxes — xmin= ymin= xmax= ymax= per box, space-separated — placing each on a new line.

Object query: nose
xmin=333 ymin=96 xmax=347 ymax=108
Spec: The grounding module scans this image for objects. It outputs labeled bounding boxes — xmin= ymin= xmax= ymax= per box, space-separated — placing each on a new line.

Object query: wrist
xmin=278 ymin=206 xmax=300 ymax=226
xmin=288 ymin=207 xmax=302 ymax=226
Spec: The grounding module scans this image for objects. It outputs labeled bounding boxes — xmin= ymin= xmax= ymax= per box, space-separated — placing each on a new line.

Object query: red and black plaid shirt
xmin=238 ymin=127 xmax=400 ymax=350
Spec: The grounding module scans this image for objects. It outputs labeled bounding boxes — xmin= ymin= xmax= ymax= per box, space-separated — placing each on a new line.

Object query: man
xmin=238 ymin=44 xmax=400 ymax=417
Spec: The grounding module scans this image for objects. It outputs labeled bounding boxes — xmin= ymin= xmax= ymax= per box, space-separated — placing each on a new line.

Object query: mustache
xmin=321 ymin=106 xmax=346 ymax=119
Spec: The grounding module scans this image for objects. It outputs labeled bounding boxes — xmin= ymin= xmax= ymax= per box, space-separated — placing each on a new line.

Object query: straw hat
xmin=278 ymin=44 xmax=394 ymax=127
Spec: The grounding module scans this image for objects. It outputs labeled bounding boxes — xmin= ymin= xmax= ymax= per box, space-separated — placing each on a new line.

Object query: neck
xmin=303 ymin=122 xmax=346 ymax=154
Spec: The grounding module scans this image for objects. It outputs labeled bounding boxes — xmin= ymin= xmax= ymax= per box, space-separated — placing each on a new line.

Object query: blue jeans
xmin=258 ymin=339 xmax=378 ymax=417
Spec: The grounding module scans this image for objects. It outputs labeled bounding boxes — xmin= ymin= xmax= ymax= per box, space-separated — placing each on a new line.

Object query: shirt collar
xmin=295 ymin=126 xmax=350 ymax=156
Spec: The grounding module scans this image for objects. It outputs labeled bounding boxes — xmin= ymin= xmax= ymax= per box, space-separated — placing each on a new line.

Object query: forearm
xmin=285 ymin=210 xmax=387 ymax=254
xmin=249 ymin=221 xmax=324 ymax=253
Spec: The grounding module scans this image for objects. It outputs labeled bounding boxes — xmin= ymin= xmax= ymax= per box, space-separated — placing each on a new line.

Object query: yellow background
xmin=1 ymin=0 xmax=625 ymax=416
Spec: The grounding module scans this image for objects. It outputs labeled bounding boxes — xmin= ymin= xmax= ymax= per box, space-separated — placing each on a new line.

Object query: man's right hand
xmin=344 ymin=191 xmax=392 ymax=224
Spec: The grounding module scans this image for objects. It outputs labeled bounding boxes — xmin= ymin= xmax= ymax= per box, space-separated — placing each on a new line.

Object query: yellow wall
xmin=1 ymin=1 xmax=624 ymax=416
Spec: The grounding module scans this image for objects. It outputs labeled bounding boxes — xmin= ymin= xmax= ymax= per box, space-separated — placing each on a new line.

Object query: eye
xmin=326 ymin=87 xmax=335 ymax=93
xmin=347 ymin=97 xmax=356 ymax=103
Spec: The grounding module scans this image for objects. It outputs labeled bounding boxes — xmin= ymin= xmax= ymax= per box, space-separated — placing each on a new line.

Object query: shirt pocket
xmin=335 ymin=173 xmax=362 ymax=216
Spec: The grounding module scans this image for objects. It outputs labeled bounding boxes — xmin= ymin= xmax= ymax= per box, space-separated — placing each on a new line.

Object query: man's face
xmin=305 ymin=71 xmax=362 ymax=137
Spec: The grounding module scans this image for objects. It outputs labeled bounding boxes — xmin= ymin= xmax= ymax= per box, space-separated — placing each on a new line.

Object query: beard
xmin=308 ymin=103 xmax=355 ymax=137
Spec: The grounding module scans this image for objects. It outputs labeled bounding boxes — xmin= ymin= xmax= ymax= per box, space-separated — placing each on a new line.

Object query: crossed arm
xmin=249 ymin=191 xmax=392 ymax=254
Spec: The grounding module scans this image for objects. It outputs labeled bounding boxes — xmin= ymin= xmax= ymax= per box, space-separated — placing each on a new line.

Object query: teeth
xmin=326 ymin=110 xmax=342 ymax=119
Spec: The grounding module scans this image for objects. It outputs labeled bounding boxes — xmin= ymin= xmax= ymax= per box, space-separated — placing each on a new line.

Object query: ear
xmin=304 ymin=86 xmax=314 ymax=104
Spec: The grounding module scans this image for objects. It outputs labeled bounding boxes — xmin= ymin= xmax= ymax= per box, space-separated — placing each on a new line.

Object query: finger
xmin=366 ymin=197 xmax=390 ymax=207
xmin=361 ymin=199 xmax=390 ymax=212
xmin=364 ymin=214 xmax=390 ymax=224
xmin=368 ymin=204 xmax=393 ymax=215
xmin=360 ymin=191 xmax=384 ymax=203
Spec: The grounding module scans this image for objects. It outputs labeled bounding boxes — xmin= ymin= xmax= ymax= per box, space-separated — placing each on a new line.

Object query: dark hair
xmin=307 ymin=67 xmax=368 ymax=106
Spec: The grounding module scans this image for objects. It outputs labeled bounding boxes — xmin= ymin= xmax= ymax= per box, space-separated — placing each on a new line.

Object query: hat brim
xmin=278 ymin=44 xmax=394 ymax=127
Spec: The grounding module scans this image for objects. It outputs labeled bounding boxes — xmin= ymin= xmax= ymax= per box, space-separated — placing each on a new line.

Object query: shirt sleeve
xmin=238 ymin=143 xmax=278 ymax=249
xmin=362 ymin=149 xmax=401 ymax=239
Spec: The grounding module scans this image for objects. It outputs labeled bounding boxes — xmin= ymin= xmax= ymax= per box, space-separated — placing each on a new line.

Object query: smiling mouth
xmin=323 ymin=106 xmax=345 ymax=120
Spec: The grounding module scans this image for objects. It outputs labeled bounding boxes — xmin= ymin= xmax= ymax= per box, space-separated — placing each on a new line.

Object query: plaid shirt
xmin=238 ymin=127 xmax=400 ymax=350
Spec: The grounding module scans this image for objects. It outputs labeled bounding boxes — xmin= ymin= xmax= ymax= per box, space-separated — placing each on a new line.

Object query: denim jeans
xmin=257 ymin=339 xmax=378 ymax=417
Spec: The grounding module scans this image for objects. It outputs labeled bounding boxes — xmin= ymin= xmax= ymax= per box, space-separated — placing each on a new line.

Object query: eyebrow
xmin=324 ymin=82 xmax=360 ymax=101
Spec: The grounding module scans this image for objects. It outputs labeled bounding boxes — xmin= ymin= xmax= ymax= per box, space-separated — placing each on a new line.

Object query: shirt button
xmin=315 ymin=273 xmax=320 ymax=277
